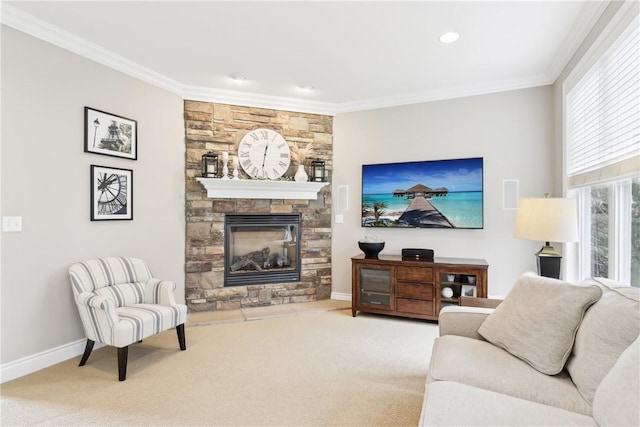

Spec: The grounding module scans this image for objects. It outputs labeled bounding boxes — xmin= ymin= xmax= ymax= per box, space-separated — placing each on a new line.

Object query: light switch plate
xmin=2 ymin=216 xmax=23 ymax=232
xmin=335 ymin=214 xmax=344 ymax=224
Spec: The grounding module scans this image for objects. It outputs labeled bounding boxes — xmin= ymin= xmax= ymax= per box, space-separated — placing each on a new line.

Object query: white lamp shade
xmin=514 ymin=197 xmax=579 ymax=243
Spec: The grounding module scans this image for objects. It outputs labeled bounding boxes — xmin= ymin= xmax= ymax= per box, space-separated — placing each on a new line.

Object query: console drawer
xmin=397 ymin=298 xmax=434 ymax=316
xmin=397 ymin=282 xmax=434 ymax=300
xmin=397 ymin=267 xmax=433 ymax=282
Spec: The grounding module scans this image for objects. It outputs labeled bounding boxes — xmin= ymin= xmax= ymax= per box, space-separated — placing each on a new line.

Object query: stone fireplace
xmin=184 ymin=101 xmax=333 ymax=312
xmin=224 ymin=213 xmax=301 ymax=287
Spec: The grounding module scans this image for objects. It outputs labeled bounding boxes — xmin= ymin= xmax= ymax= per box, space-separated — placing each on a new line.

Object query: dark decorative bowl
xmin=358 ymin=241 xmax=385 ymax=259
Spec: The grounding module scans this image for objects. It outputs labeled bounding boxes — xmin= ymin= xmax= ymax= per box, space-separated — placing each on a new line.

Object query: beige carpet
xmin=1 ymin=309 xmax=439 ymax=426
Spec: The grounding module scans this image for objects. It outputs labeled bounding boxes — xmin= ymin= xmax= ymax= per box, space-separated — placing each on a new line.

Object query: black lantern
xmin=310 ymin=159 xmax=325 ymax=182
xmin=202 ymin=151 xmax=219 ymax=178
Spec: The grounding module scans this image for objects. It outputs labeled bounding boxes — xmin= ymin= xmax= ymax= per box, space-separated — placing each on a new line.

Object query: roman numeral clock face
xmin=238 ymin=129 xmax=291 ymax=180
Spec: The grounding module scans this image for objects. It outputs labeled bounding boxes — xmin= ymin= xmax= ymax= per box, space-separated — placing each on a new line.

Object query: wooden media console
xmin=351 ymin=254 xmax=488 ymax=321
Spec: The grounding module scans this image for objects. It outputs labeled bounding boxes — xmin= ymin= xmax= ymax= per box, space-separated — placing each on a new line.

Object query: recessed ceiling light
xmin=229 ymin=74 xmax=247 ymax=83
xmin=439 ymin=32 xmax=460 ymax=44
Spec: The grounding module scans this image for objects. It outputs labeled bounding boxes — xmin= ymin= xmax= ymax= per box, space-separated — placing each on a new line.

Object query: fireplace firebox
xmin=224 ymin=214 xmax=301 ymax=287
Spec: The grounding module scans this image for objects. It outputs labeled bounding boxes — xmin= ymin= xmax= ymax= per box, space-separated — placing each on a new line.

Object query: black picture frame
xmin=84 ymin=107 xmax=137 ymax=160
xmin=90 ymin=165 xmax=133 ymax=221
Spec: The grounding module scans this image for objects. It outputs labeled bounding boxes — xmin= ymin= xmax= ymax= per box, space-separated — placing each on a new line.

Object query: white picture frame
xmin=461 ymin=285 xmax=477 ymax=297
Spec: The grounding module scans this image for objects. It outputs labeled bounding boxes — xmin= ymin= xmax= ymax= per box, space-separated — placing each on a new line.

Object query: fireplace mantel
xmin=196 ymin=178 xmax=327 ymax=200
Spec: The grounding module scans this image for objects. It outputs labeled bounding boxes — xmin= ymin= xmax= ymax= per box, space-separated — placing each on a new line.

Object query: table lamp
xmin=514 ymin=196 xmax=578 ymax=279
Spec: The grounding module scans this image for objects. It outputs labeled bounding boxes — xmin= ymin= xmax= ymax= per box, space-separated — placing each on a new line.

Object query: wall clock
xmin=238 ymin=128 xmax=291 ymax=180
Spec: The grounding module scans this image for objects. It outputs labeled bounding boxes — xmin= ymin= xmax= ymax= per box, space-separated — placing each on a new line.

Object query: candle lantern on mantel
xmin=201 ymin=151 xmax=219 ymax=178
xmin=311 ymin=159 xmax=326 ymax=182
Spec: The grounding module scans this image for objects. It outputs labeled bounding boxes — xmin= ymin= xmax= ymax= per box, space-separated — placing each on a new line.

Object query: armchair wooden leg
xmin=176 ymin=324 xmax=186 ymax=351
xmin=79 ymin=339 xmax=95 ymax=366
xmin=118 ymin=346 xmax=128 ymax=381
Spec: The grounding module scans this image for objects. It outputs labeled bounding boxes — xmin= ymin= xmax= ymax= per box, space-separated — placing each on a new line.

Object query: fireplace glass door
xmin=224 ymin=214 xmax=301 ymax=286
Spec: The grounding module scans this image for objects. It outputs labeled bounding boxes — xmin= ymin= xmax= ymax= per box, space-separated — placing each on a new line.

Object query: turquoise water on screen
xmin=362 ymin=191 xmax=483 ymax=228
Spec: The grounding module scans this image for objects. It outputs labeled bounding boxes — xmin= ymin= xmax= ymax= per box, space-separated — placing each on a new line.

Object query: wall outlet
xmin=2 ymin=216 xmax=23 ymax=232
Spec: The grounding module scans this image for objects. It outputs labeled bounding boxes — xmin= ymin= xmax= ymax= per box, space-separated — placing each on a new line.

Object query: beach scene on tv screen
xmin=362 ymin=157 xmax=483 ymax=228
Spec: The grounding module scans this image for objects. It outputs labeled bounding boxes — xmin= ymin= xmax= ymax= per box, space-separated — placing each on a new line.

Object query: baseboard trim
xmin=331 ymin=292 xmax=352 ymax=302
xmin=0 ymin=339 xmax=104 ymax=384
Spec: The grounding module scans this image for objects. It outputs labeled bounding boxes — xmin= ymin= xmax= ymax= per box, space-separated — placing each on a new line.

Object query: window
xmin=570 ymin=178 xmax=639 ymax=285
xmin=564 ymin=9 xmax=639 ymax=286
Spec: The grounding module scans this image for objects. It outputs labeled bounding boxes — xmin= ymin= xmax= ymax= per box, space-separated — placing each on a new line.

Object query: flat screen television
xmin=362 ymin=157 xmax=483 ymax=229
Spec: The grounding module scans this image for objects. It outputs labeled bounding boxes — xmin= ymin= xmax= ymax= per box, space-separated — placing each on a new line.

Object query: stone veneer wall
xmin=184 ymin=101 xmax=333 ymax=312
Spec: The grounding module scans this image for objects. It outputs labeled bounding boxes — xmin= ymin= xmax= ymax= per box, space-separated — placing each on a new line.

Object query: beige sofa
xmin=420 ymin=274 xmax=639 ymax=426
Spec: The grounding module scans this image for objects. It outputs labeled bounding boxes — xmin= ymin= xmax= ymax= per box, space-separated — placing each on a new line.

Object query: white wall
xmin=331 ymin=86 xmax=555 ymax=298
xmin=0 ymin=27 xmax=185 ymax=376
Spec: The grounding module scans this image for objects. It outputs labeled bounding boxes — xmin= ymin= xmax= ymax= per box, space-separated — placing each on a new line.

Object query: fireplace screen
xmin=224 ymin=214 xmax=301 ymax=287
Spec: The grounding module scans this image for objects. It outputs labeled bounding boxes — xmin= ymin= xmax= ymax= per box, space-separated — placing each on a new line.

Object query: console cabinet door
xmin=353 ymin=264 xmax=395 ymax=314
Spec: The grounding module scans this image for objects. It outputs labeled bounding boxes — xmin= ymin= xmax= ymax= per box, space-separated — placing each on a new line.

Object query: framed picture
xmin=461 ymin=285 xmax=477 ymax=297
xmin=84 ymin=107 xmax=137 ymax=160
xmin=90 ymin=165 xmax=133 ymax=221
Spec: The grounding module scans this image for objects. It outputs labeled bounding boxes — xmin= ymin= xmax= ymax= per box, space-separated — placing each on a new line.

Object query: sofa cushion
xmin=93 ymin=282 xmax=145 ymax=307
xmin=593 ymin=339 xmax=640 ymax=426
xmin=567 ymin=279 xmax=640 ymax=403
xmin=478 ymin=273 xmax=601 ymax=375
xmin=428 ymin=335 xmax=592 ymax=415
xmin=420 ymin=381 xmax=597 ymax=427
xmin=113 ymin=304 xmax=187 ymax=347
xmin=69 ymin=256 xmax=153 ymax=294
xmin=592 ymin=337 xmax=640 ymax=427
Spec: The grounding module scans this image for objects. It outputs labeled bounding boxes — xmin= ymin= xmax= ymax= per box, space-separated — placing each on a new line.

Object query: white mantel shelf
xmin=196 ymin=178 xmax=328 ymax=200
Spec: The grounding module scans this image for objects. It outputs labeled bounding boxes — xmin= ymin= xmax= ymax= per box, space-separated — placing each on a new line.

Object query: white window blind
xmin=567 ymin=17 xmax=640 ymax=182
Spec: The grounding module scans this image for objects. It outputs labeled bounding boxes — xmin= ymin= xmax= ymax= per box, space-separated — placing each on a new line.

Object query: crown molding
xmin=0 ymin=2 xmax=601 ymax=116
xmin=182 ymin=85 xmax=337 ymax=116
xmin=0 ymin=3 xmax=184 ymax=95
xmin=546 ymin=1 xmax=609 ymax=83
xmin=334 ymin=74 xmax=552 ymax=113
xmin=0 ymin=3 xmax=336 ymax=116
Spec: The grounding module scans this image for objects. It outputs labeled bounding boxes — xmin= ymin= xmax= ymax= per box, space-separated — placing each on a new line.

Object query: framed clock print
xmin=90 ymin=165 xmax=133 ymax=221
xmin=85 ymin=107 xmax=137 ymax=160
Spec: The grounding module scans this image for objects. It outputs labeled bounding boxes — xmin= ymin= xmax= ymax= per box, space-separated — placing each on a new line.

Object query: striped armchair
xmin=68 ymin=257 xmax=187 ymax=381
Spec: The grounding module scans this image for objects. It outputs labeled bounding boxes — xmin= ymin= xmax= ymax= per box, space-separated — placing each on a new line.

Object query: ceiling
xmin=1 ymin=1 xmax=607 ymax=115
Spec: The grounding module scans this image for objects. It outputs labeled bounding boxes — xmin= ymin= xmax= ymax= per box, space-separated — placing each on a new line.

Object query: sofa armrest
xmin=76 ymin=291 xmax=119 ymax=327
xmin=459 ymin=296 xmax=503 ymax=309
xmin=438 ymin=306 xmax=494 ymax=340
xmin=144 ymin=278 xmax=177 ymax=306
xmin=77 ymin=292 xmax=116 ymax=310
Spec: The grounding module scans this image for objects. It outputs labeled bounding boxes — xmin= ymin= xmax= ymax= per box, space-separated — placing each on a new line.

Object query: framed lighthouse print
xmin=90 ymin=165 xmax=133 ymax=221
xmin=84 ymin=107 xmax=137 ymax=160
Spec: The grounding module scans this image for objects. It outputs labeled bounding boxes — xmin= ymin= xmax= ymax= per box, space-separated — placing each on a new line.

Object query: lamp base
xmin=535 ymin=243 xmax=562 ymax=279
